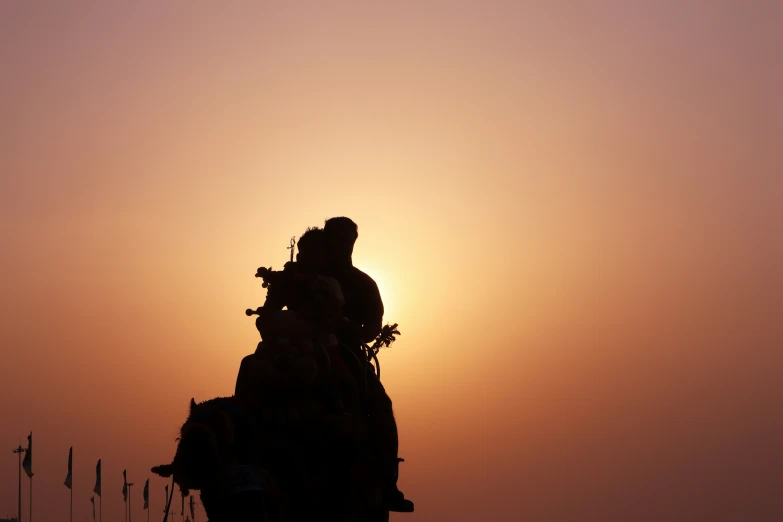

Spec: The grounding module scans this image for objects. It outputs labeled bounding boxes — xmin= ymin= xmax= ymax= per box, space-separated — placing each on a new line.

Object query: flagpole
xmin=12 ymin=444 xmax=24 ymax=522
xmin=69 ymin=448 xmax=73 ymax=522
xmin=29 ymin=473 xmax=32 ymax=522
xmin=128 ymin=483 xmax=134 ymax=522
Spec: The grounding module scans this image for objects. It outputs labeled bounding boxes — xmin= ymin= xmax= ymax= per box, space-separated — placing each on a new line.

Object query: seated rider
xmin=323 ymin=217 xmax=414 ymax=513
xmin=287 ymin=227 xmax=360 ymax=424
xmin=238 ymin=227 xmax=360 ymax=425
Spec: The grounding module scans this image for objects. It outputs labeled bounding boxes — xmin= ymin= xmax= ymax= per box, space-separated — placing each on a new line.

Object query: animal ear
xmin=190 ymin=398 xmax=197 ymax=413
xmin=151 ymin=464 xmax=173 ymax=477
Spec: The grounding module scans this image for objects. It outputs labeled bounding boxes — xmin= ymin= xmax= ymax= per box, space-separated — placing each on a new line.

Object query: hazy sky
xmin=1 ymin=2 xmax=782 ymax=521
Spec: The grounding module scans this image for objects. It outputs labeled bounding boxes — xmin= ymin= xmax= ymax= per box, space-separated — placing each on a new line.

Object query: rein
xmin=364 ymin=342 xmax=382 ymax=380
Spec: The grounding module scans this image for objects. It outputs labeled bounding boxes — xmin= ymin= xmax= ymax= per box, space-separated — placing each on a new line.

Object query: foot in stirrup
xmin=385 ymin=488 xmax=414 ymax=512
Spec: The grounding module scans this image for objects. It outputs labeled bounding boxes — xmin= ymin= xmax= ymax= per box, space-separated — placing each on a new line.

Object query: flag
xmin=93 ymin=459 xmax=102 ymax=496
xmin=22 ymin=432 xmax=33 ymax=478
xmin=64 ymin=446 xmax=73 ymax=489
xmin=143 ymin=478 xmax=149 ymax=510
xmin=163 ymin=485 xmax=169 ymax=513
xmin=122 ymin=469 xmax=128 ymax=503
xmin=90 ymin=496 xmax=96 ymax=520
xmin=189 ymin=495 xmax=195 ymax=520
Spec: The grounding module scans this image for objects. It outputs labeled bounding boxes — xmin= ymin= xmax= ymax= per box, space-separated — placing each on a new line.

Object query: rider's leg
xmin=363 ymin=372 xmax=414 ymax=512
xmin=235 ymin=352 xmax=261 ymax=411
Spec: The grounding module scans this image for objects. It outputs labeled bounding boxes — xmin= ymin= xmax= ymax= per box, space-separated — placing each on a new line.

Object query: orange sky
xmin=1 ymin=2 xmax=782 ymax=521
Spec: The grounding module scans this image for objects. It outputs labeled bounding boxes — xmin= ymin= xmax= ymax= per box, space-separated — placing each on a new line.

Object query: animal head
xmin=152 ymin=397 xmax=239 ymax=496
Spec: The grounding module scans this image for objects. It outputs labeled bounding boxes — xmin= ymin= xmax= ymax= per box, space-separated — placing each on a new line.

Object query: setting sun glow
xmin=2 ymin=3 xmax=782 ymax=522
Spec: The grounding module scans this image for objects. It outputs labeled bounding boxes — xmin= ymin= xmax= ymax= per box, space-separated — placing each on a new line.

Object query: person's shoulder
xmin=351 ymin=267 xmax=382 ymax=297
xmin=351 ymin=266 xmax=376 ymax=284
xmin=326 ymin=264 xmax=378 ymax=290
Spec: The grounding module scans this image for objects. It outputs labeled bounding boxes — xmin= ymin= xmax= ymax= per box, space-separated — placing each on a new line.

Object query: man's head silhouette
xmin=296 ymin=227 xmax=326 ymax=272
xmin=324 ymin=216 xmax=358 ymax=266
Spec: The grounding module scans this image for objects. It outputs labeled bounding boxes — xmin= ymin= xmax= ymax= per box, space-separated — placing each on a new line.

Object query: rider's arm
xmin=360 ymin=276 xmax=384 ymax=343
xmin=263 ymin=283 xmax=286 ymax=311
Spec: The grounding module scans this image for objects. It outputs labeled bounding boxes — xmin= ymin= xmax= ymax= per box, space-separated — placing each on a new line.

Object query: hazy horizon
xmin=2 ymin=2 xmax=782 ymax=521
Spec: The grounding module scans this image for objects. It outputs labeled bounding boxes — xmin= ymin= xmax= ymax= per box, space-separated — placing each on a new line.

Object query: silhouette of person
xmin=323 ymin=216 xmax=414 ymax=512
xmin=290 ymin=227 xmax=360 ymax=422
xmin=238 ymin=227 xmax=360 ymax=423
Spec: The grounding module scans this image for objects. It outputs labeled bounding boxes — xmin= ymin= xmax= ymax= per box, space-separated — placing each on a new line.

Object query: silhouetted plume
xmin=369 ymin=323 xmax=401 ymax=356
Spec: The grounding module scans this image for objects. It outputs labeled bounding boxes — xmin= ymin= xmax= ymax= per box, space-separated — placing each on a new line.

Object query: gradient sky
xmin=1 ymin=2 xmax=782 ymax=521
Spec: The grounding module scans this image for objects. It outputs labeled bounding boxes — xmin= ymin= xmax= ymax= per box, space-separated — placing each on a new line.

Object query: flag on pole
xmin=143 ymin=478 xmax=149 ymax=510
xmin=22 ymin=432 xmax=33 ymax=478
xmin=64 ymin=446 xmax=73 ymax=489
xmin=90 ymin=496 xmax=96 ymax=520
xmin=93 ymin=459 xmax=102 ymax=496
xmin=164 ymin=485 xmax=169 ymax=513
xmin=122 ymin=470 xmax=128 ymax=503
xmin=189 ymin=495 xmax=195 ymax=520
